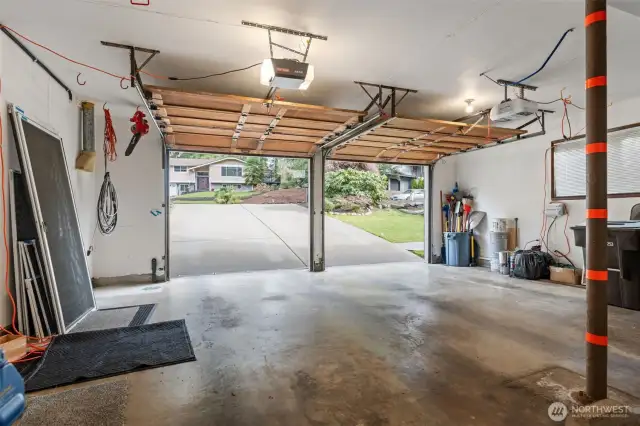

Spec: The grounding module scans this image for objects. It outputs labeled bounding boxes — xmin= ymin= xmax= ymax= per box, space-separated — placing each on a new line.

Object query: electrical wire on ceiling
xmin=515 ymin=28 xmax=575 ymax=84
xmin=0 ymin=24 xmax=261 ymax=88
xmin=161 ymin=62 xmax=262 ymax=81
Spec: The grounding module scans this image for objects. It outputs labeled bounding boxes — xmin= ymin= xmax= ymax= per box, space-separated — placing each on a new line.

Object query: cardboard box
xmin=550 ymin=266 xmax=583 ymax=286
xmin=0 ymin=335 xmax=27 ymax=362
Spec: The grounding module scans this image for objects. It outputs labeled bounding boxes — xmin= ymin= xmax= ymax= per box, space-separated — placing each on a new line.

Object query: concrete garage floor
xmin=170 ymin=204 xmax=420 ymax=276
xmin=81 ymin=262 xmax=639 ymax=425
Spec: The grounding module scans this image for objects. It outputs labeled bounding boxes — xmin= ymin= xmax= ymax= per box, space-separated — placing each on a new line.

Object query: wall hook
xmin=120 ymin=77 xmax=130 ymax=90
xmin=76 ymin=72 xmax=86 ymax=86
xmin=103 ymin=102 xmax=108 ymax=110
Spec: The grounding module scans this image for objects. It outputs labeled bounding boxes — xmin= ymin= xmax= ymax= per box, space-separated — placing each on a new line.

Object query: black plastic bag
xmin=511 ymin=250 xmax=554 ymax=280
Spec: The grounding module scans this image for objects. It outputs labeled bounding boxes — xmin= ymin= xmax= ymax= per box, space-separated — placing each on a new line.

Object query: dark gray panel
xmin=20 ymin=121 xmax=94 ymax=329
xmin=11 ymin=171 xmax=38 ymax=241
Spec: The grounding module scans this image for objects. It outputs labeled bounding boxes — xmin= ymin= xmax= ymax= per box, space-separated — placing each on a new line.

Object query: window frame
xmin=173 ymin=165 xmax=188 ymax=172
xmin=221 ymin=166 xmax=243 ymax=177
xmin=551 ymin=122 xmax=640 ymax=201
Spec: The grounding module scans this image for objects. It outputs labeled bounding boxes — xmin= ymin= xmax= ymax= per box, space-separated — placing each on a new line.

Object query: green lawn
xmin=331 ymin=209 xmax=424 ymax=243
xmin=178 ymin=191 xmax=217 ymax=198
xmin=172 ymin=199 xmax=219 ymax=204
xmin=410 ymin=250 xmax=425 ymax=258
xmin=173 ymin=190 xmax=259 ymax=203
xmin=235 ymin=191 xmax=260 ymax=200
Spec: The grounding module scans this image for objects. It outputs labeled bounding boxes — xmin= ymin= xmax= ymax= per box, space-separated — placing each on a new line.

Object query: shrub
xmin=332 ymin=195 xmax=372 ymax=213
xmin=412 ymin=177 xmax=425 ymax=189
xmin=324 ymin=198 xmax=336 ymax=213
xmin=215 ymin=187 xmax=236 ymax=204
xmin=325 ymin=169 xmax=388 ymax=204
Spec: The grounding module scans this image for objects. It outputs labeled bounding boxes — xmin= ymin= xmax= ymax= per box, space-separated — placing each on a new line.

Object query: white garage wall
xmin=450 ymin=96 xmax=640 ymax=268
xmin=91 ymin=112 xmax=165 ymax=280
xmin=0 ymin=36 xmax=96 ymax=325
xmin=431 ymin=157 xmax=457 ymax=256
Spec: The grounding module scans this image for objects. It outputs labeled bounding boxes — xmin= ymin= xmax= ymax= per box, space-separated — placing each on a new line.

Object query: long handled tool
xmin=467 ymin=211 xmax=487 ymax=266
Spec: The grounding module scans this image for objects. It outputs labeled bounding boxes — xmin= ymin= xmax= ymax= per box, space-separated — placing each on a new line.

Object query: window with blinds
xmin=552 ymin=124 xmax=640 ymax=199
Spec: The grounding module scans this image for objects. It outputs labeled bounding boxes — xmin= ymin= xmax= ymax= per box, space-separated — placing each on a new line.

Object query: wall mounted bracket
xmin=241 ymin=21 xmax=327 ymax=62
xmin=100 ymin=41 xmax=164 ymax=142
xmin=1 ymin=25 xmax=73 ymax=101
xmin=355 ymin=81 xmax=417 ymax=117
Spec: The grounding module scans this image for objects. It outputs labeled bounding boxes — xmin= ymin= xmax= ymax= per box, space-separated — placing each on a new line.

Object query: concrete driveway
xmin=170 ymin=204 xmax=420 ymax=277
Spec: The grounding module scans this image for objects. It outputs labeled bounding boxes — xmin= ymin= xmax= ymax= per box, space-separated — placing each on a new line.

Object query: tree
xmin=412 ymin=177 xmax=425 ymax=189
xmin=326 ymin=161 xmax=377 ymax=172
xmin=279 ymin=158 xmax=308 ymax=188
xmin=244 ymin=157 xmax=267 ymax=186
xmin=377 ymin=164 xmax=401 ymax=178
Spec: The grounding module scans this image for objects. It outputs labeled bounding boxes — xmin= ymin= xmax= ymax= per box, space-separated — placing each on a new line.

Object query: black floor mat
xmin=97 ymin=303 xmax=157 ymax=327
xmin=23 ymin=320 xmax=196 ymax=392
xmin=128 ymin=304 xmax=156 ymax=326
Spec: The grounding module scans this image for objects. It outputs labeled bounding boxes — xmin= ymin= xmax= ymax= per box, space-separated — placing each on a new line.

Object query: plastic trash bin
xmin=444 ymin=232 xmax=471 ymax=267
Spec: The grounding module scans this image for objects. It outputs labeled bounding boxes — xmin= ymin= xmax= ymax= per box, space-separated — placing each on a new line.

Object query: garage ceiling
xmin=151 ymin=85 xmax=524 ymax=164
xmin=1 ymin=1 xmax=640 ymax=121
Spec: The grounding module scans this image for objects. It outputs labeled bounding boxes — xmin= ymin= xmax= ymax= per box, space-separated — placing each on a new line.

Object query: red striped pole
xmin=585 ymin=0 xmax=608 ymax=401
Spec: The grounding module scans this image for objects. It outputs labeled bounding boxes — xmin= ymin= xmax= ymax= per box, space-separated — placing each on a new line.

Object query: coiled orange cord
xmin=103 ymin=107 xmax=117 ymax=162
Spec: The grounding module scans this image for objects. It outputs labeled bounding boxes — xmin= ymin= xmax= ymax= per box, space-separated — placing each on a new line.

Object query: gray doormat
xmin=18 ymin=380 xmax=128 ymax=426
xmin=72 ymin=304 xmax=156 ymax=333
xmin=24 ymin=320 xmax=196 ymax=392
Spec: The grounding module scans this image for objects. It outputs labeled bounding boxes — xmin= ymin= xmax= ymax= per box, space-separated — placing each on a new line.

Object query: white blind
xmin=553 ymin=125 xmax=640 ymax=198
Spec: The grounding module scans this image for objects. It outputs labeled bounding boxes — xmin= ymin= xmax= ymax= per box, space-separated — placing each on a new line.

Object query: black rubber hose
xmin=97 ymin=171 xmax=118 ymax=235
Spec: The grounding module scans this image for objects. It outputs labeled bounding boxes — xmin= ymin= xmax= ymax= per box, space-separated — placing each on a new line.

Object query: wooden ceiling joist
xmin=148 ymin=86 xmax=526 ymax=165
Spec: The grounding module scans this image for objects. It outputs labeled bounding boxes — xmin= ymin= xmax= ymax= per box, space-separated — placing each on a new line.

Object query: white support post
xmin=309 ymin=150 xmax=325 ymax=272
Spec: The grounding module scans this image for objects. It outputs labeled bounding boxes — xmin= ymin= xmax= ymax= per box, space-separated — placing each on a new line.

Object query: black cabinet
xmin=572 ymin=222 xmax=640 ymax=311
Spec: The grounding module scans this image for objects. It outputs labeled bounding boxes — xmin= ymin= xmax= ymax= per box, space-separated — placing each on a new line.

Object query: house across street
xmin=169 ymin=156 xmax=253 ymax=196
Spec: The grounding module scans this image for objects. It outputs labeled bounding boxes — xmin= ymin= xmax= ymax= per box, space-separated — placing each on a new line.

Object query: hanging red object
xmin=130 ymin=0 xmax=150 ymax=6
xmin=125 ymin=109 xmax=149 ymax=156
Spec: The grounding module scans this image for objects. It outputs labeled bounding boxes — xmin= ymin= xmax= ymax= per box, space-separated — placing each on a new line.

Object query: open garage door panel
xmin=149 ymin=86 xmax=363 ymax=158
xmin=330 ymin=116 xmax=526 ymax=164
xmin=149 ymin=86 xmax=526 ymax=164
